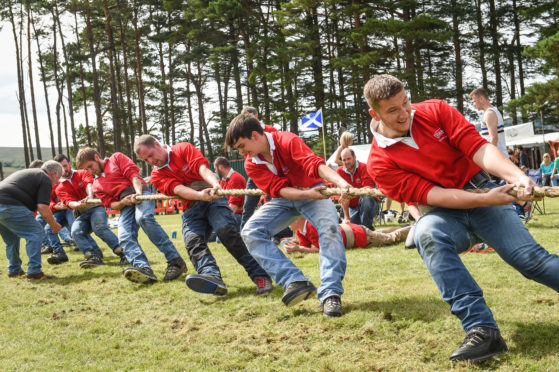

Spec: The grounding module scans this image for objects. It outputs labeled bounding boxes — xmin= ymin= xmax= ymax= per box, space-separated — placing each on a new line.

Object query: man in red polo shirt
xmin=213 ymin=156 xmax=246 ymax=230
xmin=76 ymin=147 xmax=186 ymax=284
xmin=364 ymin=74 xmax=559 ymax=363
xmin=54 ymin=154 xmax=126 ymax=268
xmin=225 ymin=113 xmax=352 ymax=317
xmin=336 ymin=148 xmax=378 ymax=229
xmin=133 ymin=135 xmax=273 ymax=297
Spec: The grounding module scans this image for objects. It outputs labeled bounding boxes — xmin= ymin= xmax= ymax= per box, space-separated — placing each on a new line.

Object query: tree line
xmin=2 ymin=0 xmax=558 ymax=172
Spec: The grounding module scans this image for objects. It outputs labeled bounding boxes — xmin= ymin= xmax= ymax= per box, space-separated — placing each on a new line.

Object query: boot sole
xmin=80 ymin=262 xmax=104 ymax=269
xmin=282 ymin=287 xmax=317 ymax=307
xmin=185 ymin=275 xmax=228 ymax=296
xmin=451 ymin=349 xmax=507 ymax=364
xmin=47 ymin=257 xmax=69 ymax=265
xmin=123 ymin=268 xmax=157 ymax=284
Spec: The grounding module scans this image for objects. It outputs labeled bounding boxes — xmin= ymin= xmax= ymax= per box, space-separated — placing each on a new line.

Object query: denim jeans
xmin=37 ymin=213 xmax=73 ymax=248
xmin=552 ymin=174 xmax=559 ymax=187
xmin=41 ymin=210 xmax=74 ymax=254
xmin=0 ymin=204 xmax=43 ymax=275
xmin=182 ymin=197 xmax=268 ymax=280
xmin=241 ymin=194 xmax=346 ymax=302
xmin=72 ymin=206 xmax=120 ymax=256
xmin=414 ymin=181 xmax=559 ymax=332
xmin=240 ymin=177 xmax=259 ymax=230
xmin=349 ymin=196 xmax=379 ymax=230
xmin=119 ymin=191 xmax=180 ymax=268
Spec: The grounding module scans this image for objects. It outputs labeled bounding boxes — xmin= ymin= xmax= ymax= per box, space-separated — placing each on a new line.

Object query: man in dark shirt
xmin=0 ymin=160 xmax=63 ymax=279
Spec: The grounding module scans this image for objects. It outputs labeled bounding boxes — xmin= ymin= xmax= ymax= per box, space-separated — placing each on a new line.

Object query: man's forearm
xmin=199 ymin=165 xmax=220 ymax=187
xmin=132 ymin=177 xmax=144 ymax=194
xmin=318 ymin=164 xmax=350 ymax=188
xmin=37 ymin=204 xmax=57 ymax=226
xmin=473 ymin=143 xmax=524 ymax=183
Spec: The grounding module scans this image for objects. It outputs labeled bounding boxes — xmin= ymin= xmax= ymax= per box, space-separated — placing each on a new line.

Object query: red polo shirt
xmin=245 ymin=131 xmax=324 ymax=198
xmin=336 ymin=161 xmax=376 ymax=207
xmin=296 ymin=221 xmax=367 ymax=249
xmin=149 ymin=142 xmax=210 ymax=210
xmin=92 ymin=152 xmax=145 ymax=208
xmin=56 ymin=170 xmax=93 ymax=207
xmin=367 ymin=99 xmax=487 ymax=205
xmin=219 ymin=169 xmax=246 ymax=213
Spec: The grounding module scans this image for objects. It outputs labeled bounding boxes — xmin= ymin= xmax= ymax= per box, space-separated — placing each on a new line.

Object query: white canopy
xmin=506 ymin=131 xmax=559 ymax=147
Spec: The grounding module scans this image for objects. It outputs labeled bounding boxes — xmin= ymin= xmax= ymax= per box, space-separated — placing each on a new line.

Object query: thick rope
xmin=86 ymin=186 xmax=557 ymax=204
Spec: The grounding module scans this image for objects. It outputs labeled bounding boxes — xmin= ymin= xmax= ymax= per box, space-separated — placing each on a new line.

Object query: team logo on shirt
xmin=281 ymin=165 xmax=290 ymax=175
xmin=433 ymin=128 xmax=448 ymax=142
xmin=110 ymin=164 xmax=119 ymax=173
xmin=355 ymin=178 xmax=362 ymax=184
xmin=182 ymin=164 xmax=190 ymax=172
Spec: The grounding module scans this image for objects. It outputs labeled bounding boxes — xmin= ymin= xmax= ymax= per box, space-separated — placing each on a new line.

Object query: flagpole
xmin=321 ymin=124 xmax=327 ymax=161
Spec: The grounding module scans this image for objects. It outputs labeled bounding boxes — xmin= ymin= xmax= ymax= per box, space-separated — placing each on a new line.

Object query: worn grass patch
xmin=1 ymin=201 xmax=558 ymax=371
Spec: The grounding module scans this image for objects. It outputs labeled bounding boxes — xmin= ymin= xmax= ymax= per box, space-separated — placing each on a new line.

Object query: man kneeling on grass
xmin=225 ymin=113 xmax=352 ymax=317
xmin=76 ymin=148 xmax=187 ymax=284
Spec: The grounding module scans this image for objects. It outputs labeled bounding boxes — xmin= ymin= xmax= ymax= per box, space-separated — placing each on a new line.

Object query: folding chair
xmin=525 ymin=169 xmax=546 ymax=215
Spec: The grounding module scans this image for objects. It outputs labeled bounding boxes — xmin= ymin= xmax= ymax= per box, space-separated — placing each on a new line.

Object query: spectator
xmin=337 ymin=148 xmax=379 ymax=229
xmin=331 ymin=131 xmax=354 ymax=167
xmin=540 ymin=153 xmax=553 ymax=186
xmin=470 ymin=88 xmax=508 ymax=158
xmin=518 ymin=146 xmax=530 ymax=168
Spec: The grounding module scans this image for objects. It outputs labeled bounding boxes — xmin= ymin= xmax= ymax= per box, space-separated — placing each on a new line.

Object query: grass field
xmin=1 ymin=202 xmax=559 ymax=371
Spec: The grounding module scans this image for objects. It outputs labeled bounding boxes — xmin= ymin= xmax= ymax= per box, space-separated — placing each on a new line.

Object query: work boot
xmin=123 ymin=266 xmax=158 ymax=284
xmin=47 ymin=252 xmax=69 ymax=265
xmin=321 ymin=295 xmax=343 ymax=317
xmin=185 ymin=274 xmax=227 ymax=296
xmin=79 ymin=254 xmax=104 ymax=269
xmin=450 ymin=326 xmax=508 ymax=363
xmin=163 ymin=257 xmax=187 ymax=281
xmin=41 ymin=246 xmax=53 ymax=254
xmin=281 ymin=281 xmax=317 ymax=307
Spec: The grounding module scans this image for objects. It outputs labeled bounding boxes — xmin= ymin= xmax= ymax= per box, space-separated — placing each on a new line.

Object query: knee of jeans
xmin=240 ymin=223 xmax=265 ymax=248
xmin=413 ymin=222 xmax=439 ymax=257
xmin=136 ymin=214 xmax=155 ymax=227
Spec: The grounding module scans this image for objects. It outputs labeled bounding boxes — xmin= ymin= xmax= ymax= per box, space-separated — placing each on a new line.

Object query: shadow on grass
xmin=33 ymin=269 xmax=124 ymax=285
xmin=507 ymin=321 xmax=559 ymax=358
xmin=345 ymin=295 xmax=449 ymax=322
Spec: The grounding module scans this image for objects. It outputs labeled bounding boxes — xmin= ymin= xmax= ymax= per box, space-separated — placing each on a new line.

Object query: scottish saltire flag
xmin=300 ymin=109 xmax=323 ymax=129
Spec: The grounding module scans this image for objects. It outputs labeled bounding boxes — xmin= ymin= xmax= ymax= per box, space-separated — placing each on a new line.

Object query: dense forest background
xmin=1 ymin=0 xmax=558 ymax=172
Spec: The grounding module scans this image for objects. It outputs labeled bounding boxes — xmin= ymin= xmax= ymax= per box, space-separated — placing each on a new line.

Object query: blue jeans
xmin=241 ymin=195 xmax=346 ymax=302
xmin=240 ymin=177 xmax=259 ymax=230
xmin=72 ymin=206 xmax=120 ymax=256
xmin=552 ymin=174 xmax=559 ymax=187
xmin=349 ymin=196 xmax=379 ymax=230
xmin=182 ymin=197 xmax=268 ymax=280
xmin=119 ymin=192 xmax=180 ymax=268
xmin=37 ymin=214 xmax=73 ymax=248
xmin=0 ymin=204 xmax=43 ymax=275
xmin=414 ymin=182 xmax=559 ymax=332
xmin=43 ymin=210 xmax=74 ymax=254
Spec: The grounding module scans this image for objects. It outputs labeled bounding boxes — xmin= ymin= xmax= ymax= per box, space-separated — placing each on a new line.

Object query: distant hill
xmin=0 ymin=147 xmax=66 ymax=179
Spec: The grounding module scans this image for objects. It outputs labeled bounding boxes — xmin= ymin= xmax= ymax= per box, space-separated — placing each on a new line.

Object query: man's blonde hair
xmin=363 ymin=74 xmax=405 ymax=110
xmin=469 ymin=88 xmax=489 ymax=100
xmin=76 ymin=147 xmax=99 ymax=169
xmin=134 ymin=134 xmax=157 ymax=156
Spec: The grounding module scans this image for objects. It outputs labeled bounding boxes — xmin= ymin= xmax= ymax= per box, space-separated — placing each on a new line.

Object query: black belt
xmin=463 ymin=170 xmax=492 ymax=190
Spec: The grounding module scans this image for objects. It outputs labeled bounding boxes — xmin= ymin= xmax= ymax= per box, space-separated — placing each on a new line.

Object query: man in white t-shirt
xmin=470 ymin=88 xmax=508 ymax=158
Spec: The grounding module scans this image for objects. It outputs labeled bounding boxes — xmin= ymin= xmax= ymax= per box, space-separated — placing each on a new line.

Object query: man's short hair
xmin=53 ymin=154 xmax=69 ymax=163
xmin=225 ymin=113 xmax=264 ymax=150
xmin=41 ymin=160 xmax=63 ymax=176
xmin=241 ymin=106 xmax=258 ymax=116
xmin=29 ymin=159 xmax=44 ymax=168
xmin=469 ymin=88 xmax=489 ymax=100
xmin=363 ymin=74 xmax=405 ymax=110
xmin=341 ymin=148 xmax=356 ymax=158
xmin=134 ymin=134 xmax=157 ymax=156
xmin=214 ymin=156 xmax=230 ymax=168
xmin=76 ymin=147 xmax=100 ymax=169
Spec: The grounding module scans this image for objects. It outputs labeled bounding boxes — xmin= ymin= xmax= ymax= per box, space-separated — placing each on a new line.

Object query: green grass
xmin=1 ymin=203 xmax=559 ymax=371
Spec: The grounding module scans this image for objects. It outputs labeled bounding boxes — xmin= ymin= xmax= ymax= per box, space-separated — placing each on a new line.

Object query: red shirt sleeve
xmin=435 ymin=100 xmax=488 ymax=159
xmin=359 ymin=165 xmax=376 ymax=188
xmin=245 ymin=161 xmax=290 ymax=198
xmin=227 ymin=172 xmax=246 ymax=208
xmin=287 ymin=135 xmax=325 ymax=180
xmin=149 ymin=169 xmax=179 ymax=197
xmin=296 ymin=230 xmax=312 ymax=248
xmin=113 ymin=152 xmax=142 ymax=183
xmin=173 ymin=143 xmax=210 ymax=180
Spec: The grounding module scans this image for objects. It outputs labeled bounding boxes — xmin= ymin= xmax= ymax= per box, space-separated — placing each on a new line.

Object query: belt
xmin=463 ymin=170 xmax=492 ymax=190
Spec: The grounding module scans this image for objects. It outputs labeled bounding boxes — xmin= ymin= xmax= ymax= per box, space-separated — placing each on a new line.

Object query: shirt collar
xmin=223 ymin=168 xmax=235 ymax=180
xmin=370 ymin=110 xmax=418 ymax=149
xmin=155 ymin=145 xmax=173 ymax=170
xmin=343 ymin=160 xmax=360 ymax=175
xmin=251 ymin=132 xmax=277 ymax=175
xmin=60 ymin=170 xmax=75 ymax=183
